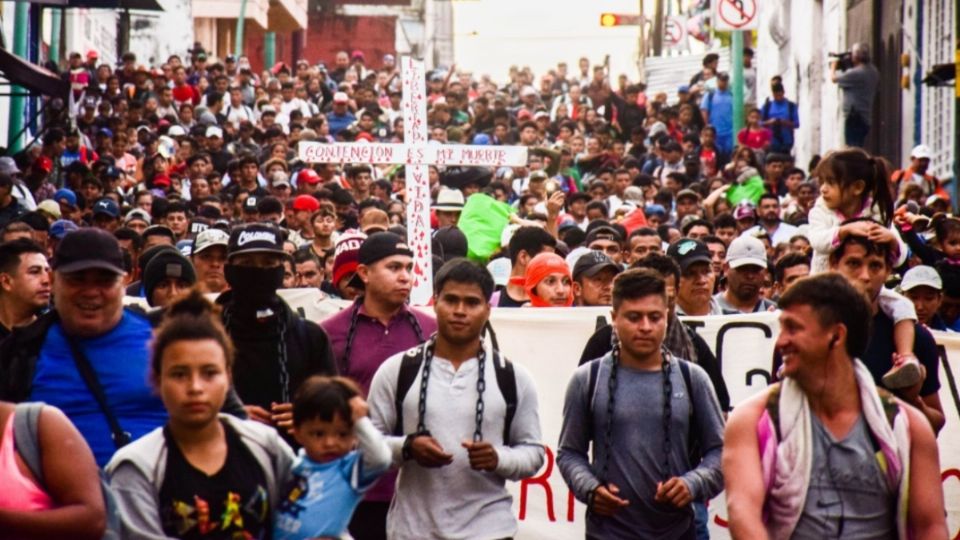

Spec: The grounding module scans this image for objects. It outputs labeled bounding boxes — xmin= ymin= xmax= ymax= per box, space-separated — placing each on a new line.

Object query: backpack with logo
xmin=13 ymin=402 xmax=125 ymax=540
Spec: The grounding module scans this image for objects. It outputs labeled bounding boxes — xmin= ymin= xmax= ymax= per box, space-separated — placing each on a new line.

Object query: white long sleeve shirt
xmin=368 ymin=343 xmax=545 ymax=540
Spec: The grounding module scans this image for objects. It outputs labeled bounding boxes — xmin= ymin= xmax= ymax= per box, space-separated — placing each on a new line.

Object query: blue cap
xmin=96 ymin=127 xmax=114 ymax=138
xmin=104 ymin=166 xmax=122 ymax=178
xmin=645 ymin=203 xmax=667 ymax=217
xmin=49 ymin=219 xmax=79 ymax=240
xmin=92 ymin=197 xmax=120 ymax=218
xmin=53 ymin=188 xmax=77 ymax=207
xmin=677 ymin=85 xmax=690 ymax=93
xmin=472 ymin=133 xmax=491 ymax=145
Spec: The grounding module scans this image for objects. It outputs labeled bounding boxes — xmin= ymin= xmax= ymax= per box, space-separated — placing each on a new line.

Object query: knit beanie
xmin=143 ymin=250 xmax=197 ymax=307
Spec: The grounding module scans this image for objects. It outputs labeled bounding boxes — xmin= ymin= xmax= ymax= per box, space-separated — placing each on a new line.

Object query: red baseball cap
xmin=34 ymin=156 xmax=53 ymax=174
xmin=152 ymin=174 xmax=171 ymax=188
xmin=292 ymin=194 xmax=320 ymax=212
xmin=298 ymin=168 xmax=321 ymax=184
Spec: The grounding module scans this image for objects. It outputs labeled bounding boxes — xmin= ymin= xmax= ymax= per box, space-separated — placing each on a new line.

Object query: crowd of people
xmin=0 ymin=42 xmax=953 ymax=539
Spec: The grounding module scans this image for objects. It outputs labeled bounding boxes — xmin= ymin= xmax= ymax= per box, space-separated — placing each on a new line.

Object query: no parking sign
xmin=664 ymin=15 xmax=687 ymax=49
xmin=713 ymin=0 xmax=759 ymax=31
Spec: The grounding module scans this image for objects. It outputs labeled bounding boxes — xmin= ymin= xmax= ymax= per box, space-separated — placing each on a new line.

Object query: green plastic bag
xmin=457 ymin=193 xmax=515 ymax=262
xmin=727 ymin=174 xmax=765 ymax=207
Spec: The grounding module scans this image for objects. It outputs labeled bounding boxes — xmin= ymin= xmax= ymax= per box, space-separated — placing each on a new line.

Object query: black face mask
xmin=224 ymin=264 xmax=283 ymax=306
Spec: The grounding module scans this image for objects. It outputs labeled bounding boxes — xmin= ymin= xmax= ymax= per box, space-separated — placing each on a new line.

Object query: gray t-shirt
xmin=714 ymin=292 xmax=777 ymax=314
xmin=836 ymin=63 xmax=880 ymax=119
xmin=791 ymin=412 xmax=896 ymax=539
xmin=557 ymin=354 xmax=725 ymax=539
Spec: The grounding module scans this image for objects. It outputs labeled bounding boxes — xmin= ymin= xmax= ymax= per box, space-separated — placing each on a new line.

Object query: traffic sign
xmin=599 ymin=12 xmax=644 ymax=27
xmin=664 ymin=16 xmax=687 ymax=49
xmin=713 ymin=0 xmax=758 ymax=31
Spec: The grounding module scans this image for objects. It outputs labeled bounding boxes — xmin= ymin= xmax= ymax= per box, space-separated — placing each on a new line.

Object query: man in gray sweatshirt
xmin=558 ymin=268 xmax=725 ymax=539
xmin=369 ymin=259 xmax=544 ymax=539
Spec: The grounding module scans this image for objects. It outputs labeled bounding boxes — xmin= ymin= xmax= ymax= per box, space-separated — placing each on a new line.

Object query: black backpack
xmin=393 ymin=341 xmax=518 ymax=445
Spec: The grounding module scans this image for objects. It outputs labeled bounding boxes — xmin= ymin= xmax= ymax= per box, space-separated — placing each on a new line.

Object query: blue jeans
xmin=694 ymin=501 xmax=710 ymax=539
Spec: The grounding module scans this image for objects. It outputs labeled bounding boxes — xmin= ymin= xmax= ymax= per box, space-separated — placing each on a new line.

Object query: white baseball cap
xmin=725 ymin=234 xmax=768 ymax=269
xmin=167 ymin=125 xmax=187 ymax=137
xmin=205 ymin=126 xmax=223 ymax=138
xmin=486 ymin=257 xmax=512 ymax=287
xmin=901 ymin=265 xmax=942 ymax=292
xmin=910 ymin=144 xmax=932 ymax=160
xmin=333 ymin=91 xmax=349 ymax=103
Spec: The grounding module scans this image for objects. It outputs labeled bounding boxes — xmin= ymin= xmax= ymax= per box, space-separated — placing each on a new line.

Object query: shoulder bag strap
xmin=13 ymin=402 xmax=46 ymax=488
xmin=64 ymin=336 xmax=131 ymax=448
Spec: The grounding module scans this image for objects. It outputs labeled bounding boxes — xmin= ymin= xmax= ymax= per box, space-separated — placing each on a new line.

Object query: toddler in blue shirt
xmin=274 ymin=376 xmax=391 ymax=540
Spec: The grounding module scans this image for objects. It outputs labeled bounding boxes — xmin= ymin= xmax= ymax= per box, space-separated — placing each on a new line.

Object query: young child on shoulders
xmin=273 ymin=376 xmax=391 ymax=540
xmin=806 ymin=148 xmax=921 ymax=389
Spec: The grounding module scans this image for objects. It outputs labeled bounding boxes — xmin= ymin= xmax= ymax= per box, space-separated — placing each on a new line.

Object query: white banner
xmin=298 ymin=141 xmax=528 ymax=168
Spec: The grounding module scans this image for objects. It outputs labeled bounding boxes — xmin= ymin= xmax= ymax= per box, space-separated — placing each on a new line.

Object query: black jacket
xmin=216 ymin=291 xmax=335 ymax=410
xmin=0 ymin=308 xmax=246 ymax=416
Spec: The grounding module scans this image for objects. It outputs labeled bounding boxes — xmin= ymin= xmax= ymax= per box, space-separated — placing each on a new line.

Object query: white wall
xmin=129 ymin=0 xmax=194 ymax=65
xmin=755 ymin=0 xmax=846 ymax=168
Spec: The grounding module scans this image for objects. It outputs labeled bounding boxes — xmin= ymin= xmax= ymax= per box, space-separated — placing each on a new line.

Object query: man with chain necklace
xmin=321 ymin=231 xmax=438 ymax=539
xmin=368 ymin=258 xmax=544 ymax=539
xmin=558 ymin=268 xmax=725 ymax=539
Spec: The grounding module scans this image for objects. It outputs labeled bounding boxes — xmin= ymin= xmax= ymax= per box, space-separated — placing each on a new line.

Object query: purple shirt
xmin=321 ymin=302 xmax=437 ymax=502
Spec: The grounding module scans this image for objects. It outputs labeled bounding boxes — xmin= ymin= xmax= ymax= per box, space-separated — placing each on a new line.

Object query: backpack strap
xmin=492 ymin=350 xmax=517 ymax=445
xmin=677 ymin=359 xmax=701 ymax=465
xmin=875 ymin=387 xmax=901 ymax=429
xmin=765 ymin=382 xmax=783 ymax=441
xmin=393 ymin=344 xmax=427 ymax=436
xmin=585 ymin=358 xmax=602 ymax=436
xmin=13 ymin=402 xmax=46 ymax=489
xmin=761 ymin=98 xmax=771 ymax=119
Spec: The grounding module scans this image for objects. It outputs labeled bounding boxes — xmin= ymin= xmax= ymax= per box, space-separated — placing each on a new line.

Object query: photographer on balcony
xmin=830 ymin=42 xmax=879 ymax=148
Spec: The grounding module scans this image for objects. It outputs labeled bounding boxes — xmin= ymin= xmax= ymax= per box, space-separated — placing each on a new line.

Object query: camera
xmin=829 ymin=51 xmax=854 ymax=71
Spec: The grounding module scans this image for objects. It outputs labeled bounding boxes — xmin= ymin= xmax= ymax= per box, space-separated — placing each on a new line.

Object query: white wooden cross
xmin=299 ymin=57 xmax=528 ymax=305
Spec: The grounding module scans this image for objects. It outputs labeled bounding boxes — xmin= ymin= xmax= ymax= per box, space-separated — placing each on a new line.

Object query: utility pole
xmin=652 ymin=0 xmax=664 ymax=56
xmin=637 ymin=0 xmax=646 ymax=80
xmin=7 ymin=0 xmax=29 ymax=153
xmin=953 ymin=30 xmax=959 ymax=212
xmin=49 ymin=8 xmax=63 ymax=68
xmin=234 ymin=0 xmax=248 ymax=57
xmin=264 ymin=32 xmax=276 ymax=69
xmin=731 ymin=30 xmax=745 ymax=133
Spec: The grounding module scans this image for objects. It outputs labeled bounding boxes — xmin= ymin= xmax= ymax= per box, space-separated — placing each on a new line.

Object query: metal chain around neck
xmin=660 ymin=348 xmax=673 ymax=481
xmin=600 ymin=335 xmax=622 ymax=484
xmin=342 ymin=296 xmax=426 ymax=375
xmin=222 ymin=303 xmax=291 ymax=403
xmin=604 ymin=337 xmax=674 ymax=482
xmin=416 ymin=335 xmax=487 ymax=441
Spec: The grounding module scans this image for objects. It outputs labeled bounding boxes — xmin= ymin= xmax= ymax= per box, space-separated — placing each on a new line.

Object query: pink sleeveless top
xmin=0 ymin=412 xmax=55 ymax=511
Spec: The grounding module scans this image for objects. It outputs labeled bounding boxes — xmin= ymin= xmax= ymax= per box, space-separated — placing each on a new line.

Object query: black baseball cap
xmin=52 ymin=228 xmax=125 ymax=274
xmin=227 ymin=223 xmax=284 ymax=259
xmin=573 ymin=251 xmax=622 ymax=281
xmin=667 ymin=238 xmax=712 ymax=272
xmin=585 ymin=225 xmax=623 ymax=246
xmin=358 ymin=232 xmax=413 ymax=266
